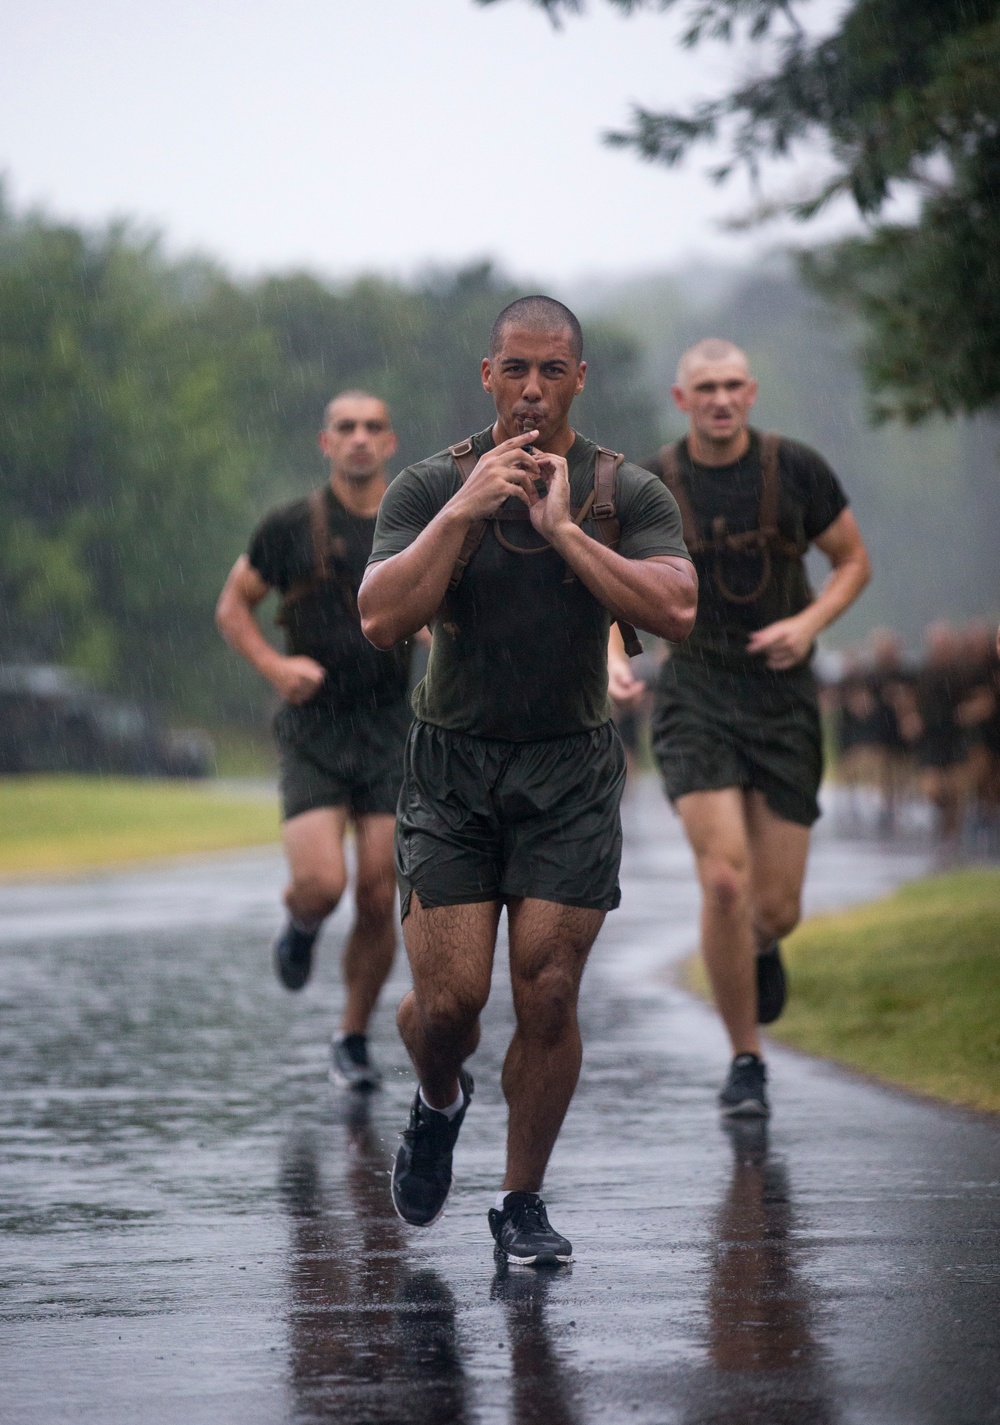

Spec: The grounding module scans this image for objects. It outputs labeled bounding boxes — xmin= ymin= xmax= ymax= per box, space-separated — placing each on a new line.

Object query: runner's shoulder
xmin=247 ymin=490 xmax=318 ymax=587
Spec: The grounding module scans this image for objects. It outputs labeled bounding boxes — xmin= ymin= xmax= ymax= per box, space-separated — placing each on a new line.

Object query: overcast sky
xmin=2 ymin=0 xmax=855 ymax=284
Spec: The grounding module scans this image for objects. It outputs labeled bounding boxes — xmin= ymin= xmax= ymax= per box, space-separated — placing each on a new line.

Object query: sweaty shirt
xmin=645 ymin=431 xmax=848 ymax=671
xmin=368 ymin=427 xmax=689 ymax=741
xmin=248 ymin=485 xmax=410 ymax=716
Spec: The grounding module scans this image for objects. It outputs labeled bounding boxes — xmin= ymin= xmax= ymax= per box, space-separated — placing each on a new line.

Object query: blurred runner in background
xmin=216 ymin=392 xmax=417 ymax=1091
xmin=631 ymin=338 xmax=871 ymax=1120
xmin=831 ymin=629 xmax=911 ymax=833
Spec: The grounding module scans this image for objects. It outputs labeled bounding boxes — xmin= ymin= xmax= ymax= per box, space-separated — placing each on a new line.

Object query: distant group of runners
xmin=828 ymin=622 xmax=1000 ymax=850
xmin=217 ymin=297 xmax=874 ymax=1267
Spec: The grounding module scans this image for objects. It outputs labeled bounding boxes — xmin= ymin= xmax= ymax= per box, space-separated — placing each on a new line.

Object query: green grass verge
xmin=685 ymin=869 xmax=1000 ymax=1113
xmin=0 ymin=775 xmax=280 ymax=877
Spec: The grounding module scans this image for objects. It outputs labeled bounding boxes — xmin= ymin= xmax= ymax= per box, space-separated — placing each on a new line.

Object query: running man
xmin=216 ymin=392 xmax=412 ymax=1090
xmin=358 ymin=297 xmax=696 ymax=1265
xmin=635 ymin=338 xmax=870 ymax=1119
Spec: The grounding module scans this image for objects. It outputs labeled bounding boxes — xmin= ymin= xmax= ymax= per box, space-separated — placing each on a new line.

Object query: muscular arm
xmin=215 ymin=555 xmax=326 ymax=704
xmin=553 ymin=528 xmax=697 ymax=644
xmin=530 ymin=453 xmax=697 ymax=643
xmin=746 ymin=508 xmax=871 ymax=671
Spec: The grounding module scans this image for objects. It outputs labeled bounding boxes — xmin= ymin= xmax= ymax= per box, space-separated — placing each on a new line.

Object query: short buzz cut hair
xmin=489 ymin=295 xmax=584 ymax=363
xmin=323 ymin=389 xmax=392 ymax=427
xmin=675 ymin=338 xmax=750 ymax=386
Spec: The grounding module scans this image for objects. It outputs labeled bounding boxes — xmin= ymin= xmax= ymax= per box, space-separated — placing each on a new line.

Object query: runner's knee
xmin=414 ymin=983 xmax=488 ymax=1045
xmin=755 ymin=889 xmax=801 ymax=942
xmin=699 ymin=855 xmax=750 ymax=916
xmin=511 ymin=964 xmax=578 ymax=1045
xmin=287 ymin=869 xmax=346 ymax=919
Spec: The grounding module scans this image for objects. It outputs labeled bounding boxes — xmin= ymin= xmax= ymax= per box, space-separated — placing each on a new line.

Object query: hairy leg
xmin=501 ymin=897 xmax=605 ymax=1193
xmin=397 ymin=896 xmax=501 ymax=1109
xmin=340 ymin=813 xmax=398 ymax=1037
xmin=282 ymin=806 xmax=349 ymax=927
xmin=743 ymin=792 xmax=812 ymax=949
xmin=677 ymin=789 xmax=759 ymax=1058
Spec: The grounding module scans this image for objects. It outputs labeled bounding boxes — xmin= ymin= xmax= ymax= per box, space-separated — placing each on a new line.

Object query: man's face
xmin=319 ymin=397 xmax=397 ymax=481
xmin=672 ymin=357 xmax=758 ymax=447
xmin=482 ymin=325 xmax=586 ymax=445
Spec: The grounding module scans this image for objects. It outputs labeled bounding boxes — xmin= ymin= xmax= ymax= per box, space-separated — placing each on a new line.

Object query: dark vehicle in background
xmin=0 ymin=666 xmax=214 ymax=778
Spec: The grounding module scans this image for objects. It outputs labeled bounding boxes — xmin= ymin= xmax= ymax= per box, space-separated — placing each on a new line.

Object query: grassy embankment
xmin=686 ymin=868 xmax=1000 ymax=1113
xmin=0 ymin=776 xmax=280 ymax=878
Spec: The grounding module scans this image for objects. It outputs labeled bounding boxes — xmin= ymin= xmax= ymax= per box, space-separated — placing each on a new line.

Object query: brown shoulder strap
xmin=307 ymin=487 xmax=330 ymax=581
xmin=446 ymin=439 xmax=487 ymax=592
xmin=589 ymin=446 xmax=643 ymax=658
xmin=656 ymin=442 xmax=702 ymax=552
xmin=275 ymin=487 xmax=333 ymax=627
xmin=756 ymin=431 xmax=781 ymax=532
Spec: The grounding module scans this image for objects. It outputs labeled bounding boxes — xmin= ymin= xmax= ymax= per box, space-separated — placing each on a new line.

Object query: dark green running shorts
xmin=275 ymin=699 xmax=411 ymax=822
xmin=652 ymin=655 xmax=823 ymax=828
xmin=395 ymin=720 xmax=626 ymax=917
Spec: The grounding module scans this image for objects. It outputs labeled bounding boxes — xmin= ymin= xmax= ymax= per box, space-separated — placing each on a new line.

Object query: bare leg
xmin=396 ymin=896 xmax=501 ymax=1109
xmin=340 ymin=813 xmax=397 ymax=1037
xmin=282 ymin=806 xmax=349 ymax=927
xmin=677 ymin=789 xmax=760 ymax=1058
xmin=744 ymin=792 xmax=812 ymax=950
xmin=501 ymin=898 xmax=605 ymax=1193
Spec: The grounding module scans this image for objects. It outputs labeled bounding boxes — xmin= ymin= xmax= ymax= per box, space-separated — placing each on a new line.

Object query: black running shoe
xmin=390 ymin=1070 xmax=474 ymax=1227
xmin=330 ymin=1033 xmax=381 ymax=1091
xmin=718 ymin=1053 xmax=770 ymax=1118
xmin=273 ymin=921 xmax=318 ymax=991
xmin=488 ymin=1192 xmax=573 ymax=1267
xmin=756 ymin=941 xmax=788 ymax=1024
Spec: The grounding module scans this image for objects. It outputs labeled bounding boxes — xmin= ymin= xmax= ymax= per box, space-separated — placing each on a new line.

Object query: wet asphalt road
xmin=1 ymin=780 xmax=998 ymax=1425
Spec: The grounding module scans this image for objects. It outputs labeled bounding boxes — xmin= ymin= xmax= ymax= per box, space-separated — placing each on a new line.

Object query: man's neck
xmin=329 ymin=469 xmax=387 ymax=517
xmin=687 ymin=426 xmax=751 ymax=468
xmin=493 ymin=420 xmax=576 ymax=458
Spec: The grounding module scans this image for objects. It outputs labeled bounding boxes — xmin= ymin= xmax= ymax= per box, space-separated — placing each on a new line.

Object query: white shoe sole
xmin=501 ymin=1251 xmax=574 ymax=1267
xmin=720 ymin=1097 xmax=770 ymax=1119
xmin=329 ymin=1066 xmax=381 ymax=1091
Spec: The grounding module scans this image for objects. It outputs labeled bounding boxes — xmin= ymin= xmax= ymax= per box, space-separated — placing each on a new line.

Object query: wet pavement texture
xmin=2 ymin=780 xmax=999 ymax=1424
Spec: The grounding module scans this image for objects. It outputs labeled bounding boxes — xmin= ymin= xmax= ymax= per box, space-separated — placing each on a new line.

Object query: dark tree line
xmin=0 ymin=195 xmax=658 ymax=725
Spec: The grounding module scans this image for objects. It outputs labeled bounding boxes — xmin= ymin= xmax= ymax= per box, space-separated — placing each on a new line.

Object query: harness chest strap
xmin=442 ymin=439 xmax=643 ymax=657
xmin=656 ymin=431 xmax=805 ymax=606
xmin=276 ymin=487 xmax=357 ymax=626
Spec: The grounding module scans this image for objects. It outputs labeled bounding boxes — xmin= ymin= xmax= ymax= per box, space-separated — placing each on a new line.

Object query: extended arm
xmin=215 ymin=555 xmax=326 ymax=704
xmin=746 ymin=508 xmax=871 ymax=671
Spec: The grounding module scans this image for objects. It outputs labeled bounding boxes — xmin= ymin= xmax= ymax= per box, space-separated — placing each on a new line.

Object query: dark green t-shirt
xmin=645 ymin=432 xmax=848 ymax=671
xmin=368 ymin=427 xmax=689 ymax=740
xmin=248 ymin=485 xmax=410 ymax=715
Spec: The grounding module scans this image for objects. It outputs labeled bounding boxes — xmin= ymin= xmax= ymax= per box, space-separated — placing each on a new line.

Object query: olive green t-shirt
xmin=645 ymin=432 xmax=848 ymax=672
xmin=368 ymin=427 xmax=690 ymax=741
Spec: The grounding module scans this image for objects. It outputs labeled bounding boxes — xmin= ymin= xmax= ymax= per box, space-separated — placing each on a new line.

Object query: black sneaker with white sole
xmin=330 ymin=1033 xmax=381 ymax=1091
xmin=273 ymin=921 xmax=318 ymax=992
xmin=390 ymin=1070 xmax=474 ymax=1227
xmin=718 ymin=1052 xmax=770 ymax=1118
xmin=756 ymin=941 xmax=788 ymax=1024
xmin=488 ymin=1192 xmax=573 ymax=1266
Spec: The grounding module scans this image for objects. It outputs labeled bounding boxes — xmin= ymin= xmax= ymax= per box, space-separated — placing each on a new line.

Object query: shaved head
xmin=676 ymin=338 xmax=750 ymax=387
xmin=489 ymin=295 xmax=583 ymax=363
xmin=323 ymin=389 xmax=391 ymax=428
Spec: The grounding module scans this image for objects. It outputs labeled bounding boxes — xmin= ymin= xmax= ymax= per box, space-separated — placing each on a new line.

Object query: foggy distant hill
xmin=568 ymin=260 xmax=1000 ymax=649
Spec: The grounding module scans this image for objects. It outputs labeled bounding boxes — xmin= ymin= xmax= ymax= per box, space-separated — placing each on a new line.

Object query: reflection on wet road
xmin=1 ymin=781 xmax=998 ymax=1423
